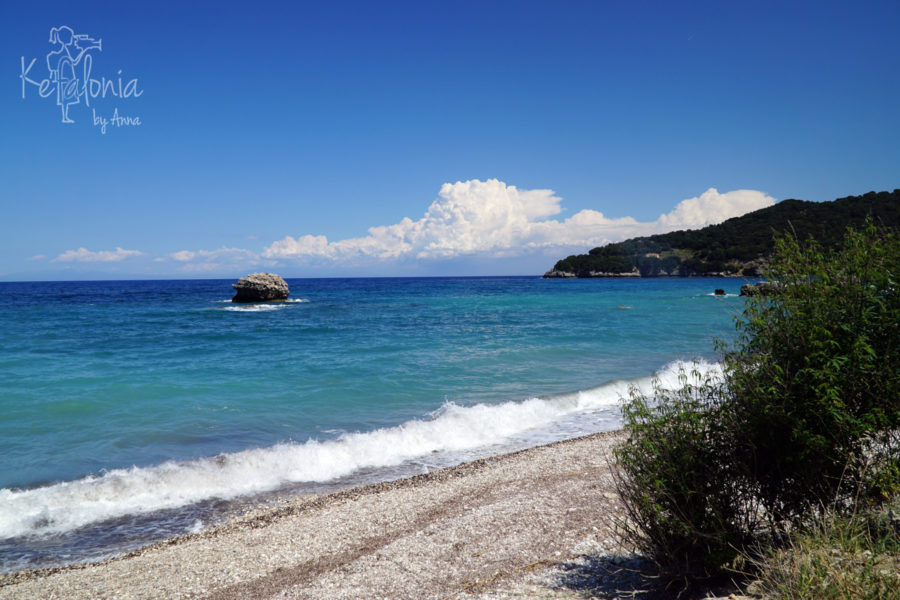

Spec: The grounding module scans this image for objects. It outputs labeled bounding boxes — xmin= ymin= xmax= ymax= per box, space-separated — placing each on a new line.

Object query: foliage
xmin=612 ymin=220 xmax=900 ymax=591
xmin=551 ymin=189 xmax=900 ymax=276
xmin=724 ymin=221 xmax=900 ymax=521
xmin=613 ymin=367 xmax=762 ymax=584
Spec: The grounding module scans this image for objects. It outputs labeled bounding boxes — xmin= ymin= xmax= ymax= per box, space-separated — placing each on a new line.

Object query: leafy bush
xmin=613 ymin=221 xmax=900 ymax=588
xmin=724 ymin=222 xmax=900 ymax=521
xmin=613 ymin=367 xmax=762 ymax=584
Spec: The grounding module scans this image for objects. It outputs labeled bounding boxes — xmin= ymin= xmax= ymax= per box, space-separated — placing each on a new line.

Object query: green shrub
xmin=613 ymin=367 xmax=763 ymax=583
xmin=725 ymin=221 xmax=900 ymax=521
xmin=613 ymin=221 xmax=900 ymax=589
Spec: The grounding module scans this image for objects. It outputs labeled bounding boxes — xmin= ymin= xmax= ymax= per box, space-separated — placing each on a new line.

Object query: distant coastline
xmin=542 ymin=268 xmax=751 ymax=279
xmin=543 ymin=189 xmax=899 ymax=279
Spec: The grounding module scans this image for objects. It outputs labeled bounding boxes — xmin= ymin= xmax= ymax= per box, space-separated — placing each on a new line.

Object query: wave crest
xmin=0 ymin=359 xmax=721 ymax=540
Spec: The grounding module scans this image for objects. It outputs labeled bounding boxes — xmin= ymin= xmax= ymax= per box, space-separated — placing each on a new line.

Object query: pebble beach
xmin=0 ymin=431 xmax=629 ymax=600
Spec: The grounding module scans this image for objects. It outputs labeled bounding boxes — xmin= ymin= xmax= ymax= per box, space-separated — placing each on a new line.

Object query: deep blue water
xmin=0 ymin=276 xmax=744 ymax=571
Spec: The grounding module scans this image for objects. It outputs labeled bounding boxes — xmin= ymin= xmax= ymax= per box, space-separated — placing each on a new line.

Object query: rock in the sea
xmin=714 ymin=288 xmax=725 ymax=296
xmin=232 ymin=273 xmax=290 ymax=303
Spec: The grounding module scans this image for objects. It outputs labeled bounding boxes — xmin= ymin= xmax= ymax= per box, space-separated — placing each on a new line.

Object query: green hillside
xmin=545 ymin=189 xmax=900 ymax=277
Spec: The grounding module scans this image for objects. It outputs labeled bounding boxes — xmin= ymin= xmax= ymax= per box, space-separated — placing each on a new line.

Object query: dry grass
xmin=753 ymin=499 xmax=900 ymax=600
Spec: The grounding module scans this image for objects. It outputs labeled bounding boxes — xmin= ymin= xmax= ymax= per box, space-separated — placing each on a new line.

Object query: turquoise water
xmin=0 ymin=276 xmax=744 ymax=570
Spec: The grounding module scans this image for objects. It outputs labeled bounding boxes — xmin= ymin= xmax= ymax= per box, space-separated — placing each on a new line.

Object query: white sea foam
xmin=187 ymin=519 xmax=204 ymax=534
xmin=219 ymin=298 xmax=309 ymax=312
xmin=221 ymin=304 xmax=285 ymax=312
xmin=0 ymin=360 xmax=720 ymax=540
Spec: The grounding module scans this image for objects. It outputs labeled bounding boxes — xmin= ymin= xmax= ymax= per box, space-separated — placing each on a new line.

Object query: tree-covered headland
xmin=546 ymin=189 xmax=900 ymax=277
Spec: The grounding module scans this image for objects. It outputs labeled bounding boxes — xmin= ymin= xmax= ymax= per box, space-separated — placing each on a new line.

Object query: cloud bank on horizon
xmin=51 ymin=180 xmax=776 ymax=272
xmin=261 ymin=180 xmax=775 ymax=262
xmin=54 ymin=247 xmax=144 ymax=263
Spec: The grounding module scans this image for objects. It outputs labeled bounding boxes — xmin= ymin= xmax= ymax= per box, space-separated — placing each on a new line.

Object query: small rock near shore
xmin=232 ymin=273 xmax=290 ymax=303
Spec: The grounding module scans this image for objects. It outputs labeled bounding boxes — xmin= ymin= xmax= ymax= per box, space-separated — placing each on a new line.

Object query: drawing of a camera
xmin=74 ymin=34 xmax=102 ymax=52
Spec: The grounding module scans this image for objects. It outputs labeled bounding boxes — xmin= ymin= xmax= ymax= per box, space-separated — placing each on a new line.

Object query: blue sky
xmin=2 ymin=0 xmax=897 ymax=280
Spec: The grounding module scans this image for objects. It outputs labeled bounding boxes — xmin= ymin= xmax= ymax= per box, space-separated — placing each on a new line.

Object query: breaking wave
xmin=0 ymin=359 xmax=721 ymax=541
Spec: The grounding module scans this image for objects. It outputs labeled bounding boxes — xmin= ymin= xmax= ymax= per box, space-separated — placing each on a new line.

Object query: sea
xmin=0 ymin=276 xmax=745 ymax=572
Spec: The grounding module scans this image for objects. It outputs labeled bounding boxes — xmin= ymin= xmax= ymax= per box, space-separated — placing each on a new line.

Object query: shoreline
xmin=0 ymin=430 xmax=628 ymax=600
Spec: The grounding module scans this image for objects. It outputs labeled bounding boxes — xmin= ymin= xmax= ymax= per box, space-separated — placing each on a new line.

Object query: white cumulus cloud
xmin=265 ymin=179 xmax=564 ymax=261
xmin=263 ymin=180 xmax=776 ymax=263
xmin=656 ymin=188 xmax=775 ymax=229
xmin=54 ymin=247 xmax=144 ymax=263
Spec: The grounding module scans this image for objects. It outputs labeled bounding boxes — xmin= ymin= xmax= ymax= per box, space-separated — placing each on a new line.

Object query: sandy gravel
xmin=1 ymin=431 xmax=631 ymax=600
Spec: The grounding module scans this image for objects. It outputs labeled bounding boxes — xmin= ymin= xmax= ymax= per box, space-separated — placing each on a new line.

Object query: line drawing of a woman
xmin=46 ymin=26 xmax=102 ymax=123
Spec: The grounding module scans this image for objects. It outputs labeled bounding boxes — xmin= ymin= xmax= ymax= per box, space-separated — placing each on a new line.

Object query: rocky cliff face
xmin=542 ymin=267 xmax=641 ymax=278
xmin=542 ymin=269 xmax=577 ymax=278
xmin=232 ymin=273 xmax=290 ymax=303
